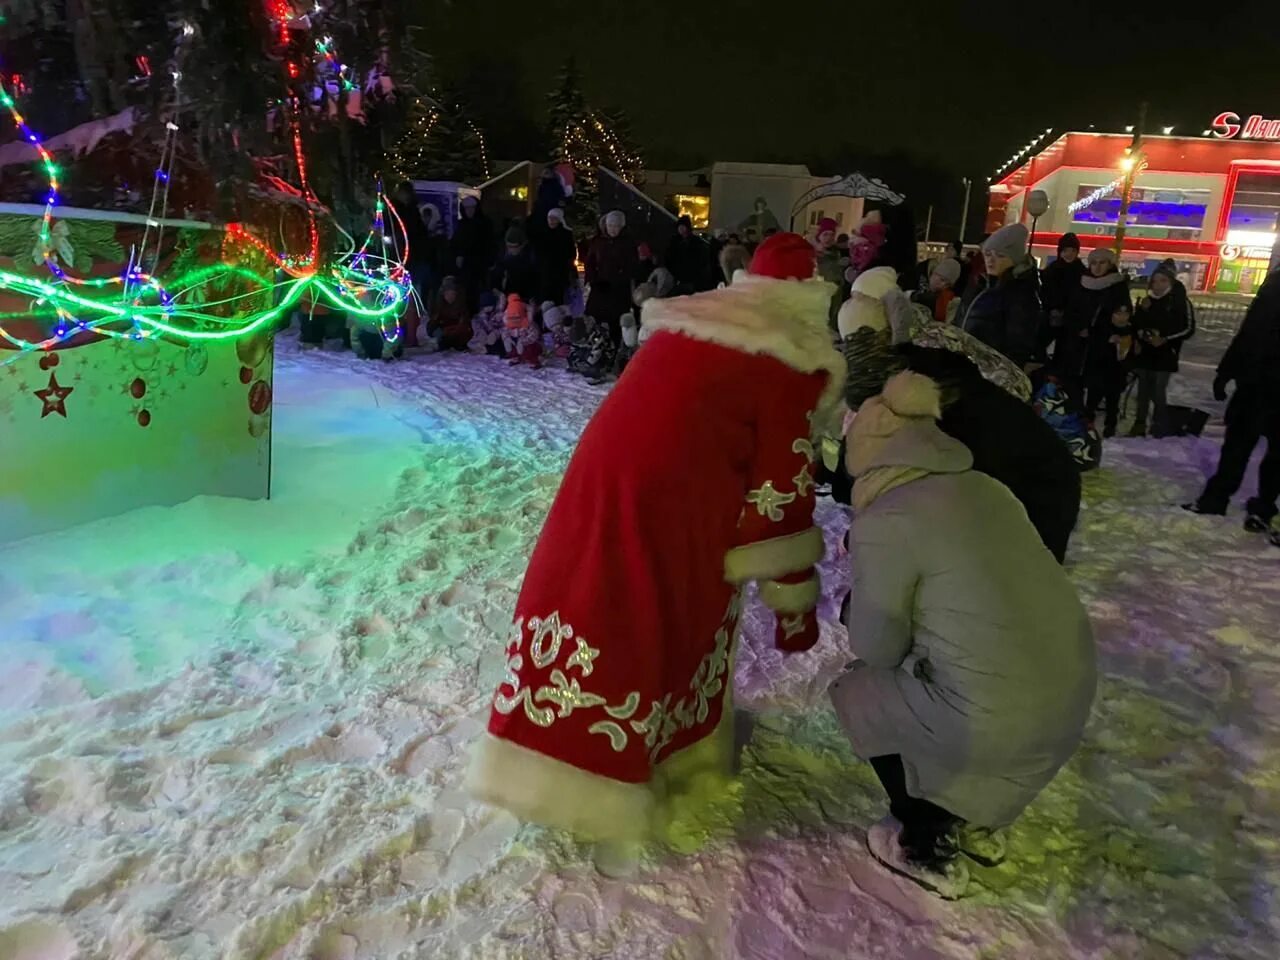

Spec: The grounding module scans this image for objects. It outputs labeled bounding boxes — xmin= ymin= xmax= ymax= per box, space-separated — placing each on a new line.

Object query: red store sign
xmin=1211 ymin=111 xmax=1280 ymax=140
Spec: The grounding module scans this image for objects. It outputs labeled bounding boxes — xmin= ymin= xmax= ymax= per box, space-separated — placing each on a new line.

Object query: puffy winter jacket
xmin=959 ymin=258 xmax=1041 ymax=368
xmin=831 ymin=421 xmax=1096 ymax=828
xmin=832 ymin=347 xmax=1080 ymax=562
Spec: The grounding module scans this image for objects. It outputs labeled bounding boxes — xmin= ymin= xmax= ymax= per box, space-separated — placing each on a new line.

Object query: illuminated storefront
xmin=988 ymin=123 xmax=1280 ymax=292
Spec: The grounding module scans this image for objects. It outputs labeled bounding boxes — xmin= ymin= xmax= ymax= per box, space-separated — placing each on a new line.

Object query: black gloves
xmin=1213 ymin=376 xmax=1230 ymax=403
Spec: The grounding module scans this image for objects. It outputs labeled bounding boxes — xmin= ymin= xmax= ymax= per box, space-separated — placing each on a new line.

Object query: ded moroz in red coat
xmin=467 ymin=234 xmax=846 ymax=842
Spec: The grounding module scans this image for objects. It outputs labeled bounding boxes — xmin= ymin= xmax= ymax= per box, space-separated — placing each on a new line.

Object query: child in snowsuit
xmin=503 ymin=294 xmax=543 ymax=369
xmin=833 ymin=267 xmax=1081 ymax=562
xmin=832 ymin=370 xmax=1096 ymax=899
xmin=469 ymin=292 xmax=506 ymax=357
xmin=541 ymin=302 xmax=573 ymax=359
xmin=569 ymin=316 xmax=615 ymax=379
xmin=429 ymin=276 xmax=471 ymax=352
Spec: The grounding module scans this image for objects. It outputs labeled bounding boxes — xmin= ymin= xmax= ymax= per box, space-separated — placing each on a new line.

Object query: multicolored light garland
xmin=0 ymin=11 xmax=411 ymax=362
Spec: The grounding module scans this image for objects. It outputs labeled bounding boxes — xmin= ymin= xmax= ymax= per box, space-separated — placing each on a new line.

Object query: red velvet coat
xmin=468 ymin=274 xmax=844 ymax=841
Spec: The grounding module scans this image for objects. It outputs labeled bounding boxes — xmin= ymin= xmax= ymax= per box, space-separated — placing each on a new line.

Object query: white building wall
xmin=1008 ymin=168 xmax=1227 ymax=238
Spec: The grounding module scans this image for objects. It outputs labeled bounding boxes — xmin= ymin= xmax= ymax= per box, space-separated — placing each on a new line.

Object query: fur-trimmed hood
xmin=642 ymin=272 xmax=847 ymax=413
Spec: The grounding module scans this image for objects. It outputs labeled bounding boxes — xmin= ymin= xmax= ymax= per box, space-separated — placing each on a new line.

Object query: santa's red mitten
xmin=774 ymin=607 xmax=819 ymax=653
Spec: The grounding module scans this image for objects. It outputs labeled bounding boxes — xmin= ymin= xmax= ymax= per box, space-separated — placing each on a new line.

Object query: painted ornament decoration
xmin=34 ymin=371 xmax=73 ymax=418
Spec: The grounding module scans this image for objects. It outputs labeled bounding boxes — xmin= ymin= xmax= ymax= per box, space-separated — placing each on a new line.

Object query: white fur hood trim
xmin=642 ymin=273 xmax=846 ymax=412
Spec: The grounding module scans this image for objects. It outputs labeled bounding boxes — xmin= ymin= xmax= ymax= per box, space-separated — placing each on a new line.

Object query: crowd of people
xmin=347 ymin=175 xmax=1277 ymax=542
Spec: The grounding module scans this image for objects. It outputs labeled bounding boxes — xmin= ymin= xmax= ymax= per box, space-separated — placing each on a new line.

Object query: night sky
xmin=428 ymin=2 xmax=1280 ymax=233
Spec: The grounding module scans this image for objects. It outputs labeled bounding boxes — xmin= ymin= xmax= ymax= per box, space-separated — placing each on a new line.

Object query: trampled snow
xmin=1 ymin=332 xmax=1277 ymax=959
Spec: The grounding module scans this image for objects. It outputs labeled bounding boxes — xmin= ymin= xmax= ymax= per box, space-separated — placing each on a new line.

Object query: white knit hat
xmin=837 ymin=266 xmax=901 ymax=339
xmin=605 ymin=210 xmax=626 ymax=231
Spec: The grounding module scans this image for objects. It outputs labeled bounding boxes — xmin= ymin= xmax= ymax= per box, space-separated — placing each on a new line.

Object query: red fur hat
xmin=749 ymin=232 xmax=817 ymax=281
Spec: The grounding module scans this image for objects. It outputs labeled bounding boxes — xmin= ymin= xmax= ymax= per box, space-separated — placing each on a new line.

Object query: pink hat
xmin=817 ymin=217 xmax=839 ymax=236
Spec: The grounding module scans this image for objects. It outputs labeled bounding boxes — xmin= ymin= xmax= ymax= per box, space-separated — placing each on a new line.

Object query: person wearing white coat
xmin=830 ymin=370 xmax=1096 ymax=898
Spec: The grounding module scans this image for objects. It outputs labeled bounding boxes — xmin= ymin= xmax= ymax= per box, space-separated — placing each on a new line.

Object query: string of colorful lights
xmin=0 ymin=6 xmax=411 ymax=362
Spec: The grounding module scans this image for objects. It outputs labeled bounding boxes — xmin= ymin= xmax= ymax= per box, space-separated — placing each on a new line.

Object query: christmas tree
xmin=544 ymin=57 xmax=645 ymax=227
xmin=0 ymin=0 xmax=438 ymax=224
xmin=386 ymin=86 xmax=490 ymax=185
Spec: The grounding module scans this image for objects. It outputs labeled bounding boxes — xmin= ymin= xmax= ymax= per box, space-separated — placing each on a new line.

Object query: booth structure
xmin=0 ymin=205 xmax=273 ymax=544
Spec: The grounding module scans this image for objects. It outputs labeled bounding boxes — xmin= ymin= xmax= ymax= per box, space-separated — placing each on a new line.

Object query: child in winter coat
xmin=349 ymin=315 xmax=402 ymax=361
xmin=502 ymin=294 xmax=543 ymax=368
xmin=911 ymin=258 xmax=962 ymax=324
xmin=429 ymin=276 xmax=471 ymax=352
xmin=568 ymin=316 xmax=615 ymax=379
xmin=1130 ymin=259 xmax=1195 ymax=437
xmin=1084 ymin=300 xmax=1135 ymax=438
xmin=469 ymin=292 xmax=506 ymax=356
xmin=541 ymin=302 xmax=573 ymax=359
xmin=832 ymin=370 xmax=1096 ymax=899
xmin=833 ymin=267 xmax=1079 ymax=562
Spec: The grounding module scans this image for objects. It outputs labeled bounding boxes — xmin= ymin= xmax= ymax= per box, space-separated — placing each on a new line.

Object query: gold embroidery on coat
xmin=496 ymin=595 xmax=742 ymax=762
xmin=793 ymin=465 xmax=815 ymax=497
xmin=746 ymin=482 xmax=796 ymax=522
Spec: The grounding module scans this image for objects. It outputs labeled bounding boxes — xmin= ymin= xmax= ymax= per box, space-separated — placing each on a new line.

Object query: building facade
xmin=988 ymin=129 xmax=1280 ymax=293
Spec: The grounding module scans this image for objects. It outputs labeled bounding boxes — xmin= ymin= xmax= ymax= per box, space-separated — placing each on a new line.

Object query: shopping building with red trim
xmin=988 ymin=128 xmax=1280 ymax=293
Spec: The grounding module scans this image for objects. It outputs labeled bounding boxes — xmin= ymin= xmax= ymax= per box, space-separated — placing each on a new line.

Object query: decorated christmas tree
xmin=544 ymin=57 xmax=645 ymax=228
xmin=386 ymin=86 xmax=490 ymax=185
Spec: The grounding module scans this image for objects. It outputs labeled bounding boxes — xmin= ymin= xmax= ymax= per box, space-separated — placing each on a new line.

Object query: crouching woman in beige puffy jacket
xmin=830 ymin=370 xmax=1096 ymax=899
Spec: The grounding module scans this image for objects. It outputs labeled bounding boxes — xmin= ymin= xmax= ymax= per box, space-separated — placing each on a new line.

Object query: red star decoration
xmin=34 ymin=372 xmax=73 ymax=418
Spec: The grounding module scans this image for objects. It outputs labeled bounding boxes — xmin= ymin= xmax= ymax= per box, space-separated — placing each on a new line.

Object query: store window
xmin=1072 ymin=185 xmax=1210 ymax=239
xmin=673 ymin=194 xmax=710 ymax=229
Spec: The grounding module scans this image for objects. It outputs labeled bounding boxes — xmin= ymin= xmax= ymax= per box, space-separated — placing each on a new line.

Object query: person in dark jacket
xmin=585 ymin=210 xmax=638 ymax=345
xmin=1061 ymin=247 xmax=1132 ymax=436
xmin=532 ymin=164 xmax=567 ymax=232
xmin=959 ymin=223 xmax=1041 ymax=369
xmin=1184 ymin=268 xmax=1280 ymax=531
xmin=451 ymin=195 xmax=496 ymax=308
xmin=535 ymin=207 xmax=577 ymax=306
xmin=1130 ymin=259 xmax=1195 ymax=437
xmin=491 ymin=225 xmax=539 ymax=303
xmin=832 ymin=346 xmax=1080 ymax=563
xmin=1040 ymin=233 xmax=1086 ymax=360
xmin=665 ymin=215 xmax=709 ymax=294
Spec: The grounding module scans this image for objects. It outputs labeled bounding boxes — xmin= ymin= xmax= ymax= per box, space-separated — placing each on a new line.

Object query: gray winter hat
xmin=982 ymin=223 xmax=1029 ymax=261
xmin=931 ymin=257 xmax=963 ymax=287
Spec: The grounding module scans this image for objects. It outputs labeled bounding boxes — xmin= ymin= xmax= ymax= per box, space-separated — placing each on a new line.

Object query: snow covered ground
xmin=1 ymin=331 xmax=1278 ymax=960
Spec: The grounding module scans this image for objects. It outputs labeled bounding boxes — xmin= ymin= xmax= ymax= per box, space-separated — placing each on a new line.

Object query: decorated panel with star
xmin=1 ymin=325 xmax=273 ymax=543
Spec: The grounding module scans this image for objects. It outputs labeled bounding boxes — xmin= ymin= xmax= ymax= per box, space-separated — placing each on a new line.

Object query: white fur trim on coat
xmin=724 ymin=527 xmax=825 ymax=584
xmin=467 ymin=734 xmax=654 ymax=842
xmin=642 ymin=274 xmax=847 ymax=414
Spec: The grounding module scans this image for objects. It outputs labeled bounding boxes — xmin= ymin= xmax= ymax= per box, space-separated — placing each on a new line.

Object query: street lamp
xmin=1026 ymin=189 xmax=1050 ymax=257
